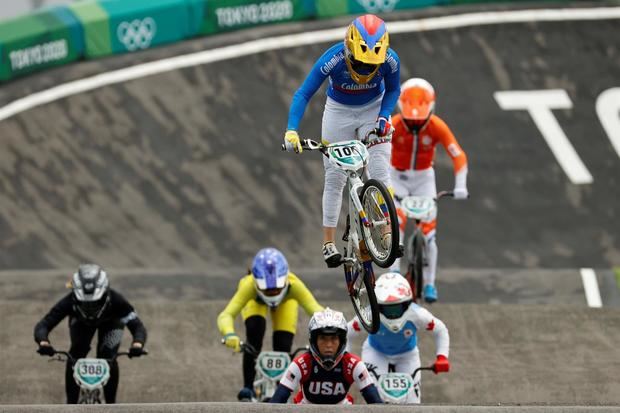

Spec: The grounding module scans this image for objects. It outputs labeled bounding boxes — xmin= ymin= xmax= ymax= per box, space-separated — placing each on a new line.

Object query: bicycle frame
xmin=283 ymin=137 xmax=396 ymax=332
xmin=399 ymin=191 xmax=453 ymax=300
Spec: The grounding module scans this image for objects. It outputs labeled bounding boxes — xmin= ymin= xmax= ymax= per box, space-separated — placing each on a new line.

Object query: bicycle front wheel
xmin=359 ymin=179 xmax=400 ymax=268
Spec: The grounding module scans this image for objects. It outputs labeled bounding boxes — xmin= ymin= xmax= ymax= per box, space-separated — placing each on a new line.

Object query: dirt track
xmin=3 ymin=296 xmax=620 ymax=404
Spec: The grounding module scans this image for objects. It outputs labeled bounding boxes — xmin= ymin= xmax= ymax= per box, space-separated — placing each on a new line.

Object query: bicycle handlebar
xmin=280 ymin=138 xmax=325 ymax=152
xmin=240 ymin=342 xmax=308 ymax=359
xmin=46 ymin=349 xmax=148 ymax=363
xmin=221 ymin=339 xmax=308 ymax=359
xmin=281 ymin=133 xmax=392 ymax=153
xmin=436 ymin=190 xmax=454 ymax=200
xmin=412 ymin=366 xmax=436 ymax=380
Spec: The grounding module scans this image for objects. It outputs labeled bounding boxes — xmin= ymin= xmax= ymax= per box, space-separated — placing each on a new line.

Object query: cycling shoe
xmin=423 ymin=284 xmax=438 ymax=303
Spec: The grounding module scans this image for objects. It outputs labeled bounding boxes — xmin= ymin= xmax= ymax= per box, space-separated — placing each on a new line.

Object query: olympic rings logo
xmin=356 ymin=0 xmax=401 ymax=12
xmin=117 ymin=18 xmax=157 ymax=52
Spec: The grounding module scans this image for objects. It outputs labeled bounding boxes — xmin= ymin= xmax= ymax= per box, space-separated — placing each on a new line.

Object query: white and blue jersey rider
xmin=283 ymin=14 xmax=401 ymax=268
xmin=346 ymin=272 xmax=450 ymax=404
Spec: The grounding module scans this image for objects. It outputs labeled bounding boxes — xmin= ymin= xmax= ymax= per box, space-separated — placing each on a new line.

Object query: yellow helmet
xmin=344 ymin=14 xmax=390 ymax=84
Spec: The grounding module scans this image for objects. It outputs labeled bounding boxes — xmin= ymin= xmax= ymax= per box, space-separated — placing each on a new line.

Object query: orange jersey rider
xmin=389 ymin=78 xmax=468 ymax=303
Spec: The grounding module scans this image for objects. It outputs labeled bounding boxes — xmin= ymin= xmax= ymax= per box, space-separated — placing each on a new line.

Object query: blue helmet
xmin=251 ymin=248 xmax=289 ymax=308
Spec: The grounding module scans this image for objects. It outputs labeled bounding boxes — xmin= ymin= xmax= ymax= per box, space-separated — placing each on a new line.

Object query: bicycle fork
xmin=344 ymin=256 xmax=376 ymax=295
xmin=349 ymin=177 xmax=370 ymax=228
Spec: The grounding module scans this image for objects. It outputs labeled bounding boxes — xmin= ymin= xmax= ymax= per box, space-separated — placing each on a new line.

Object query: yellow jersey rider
xmin=217 ymin=247 xmax=324 ymax=401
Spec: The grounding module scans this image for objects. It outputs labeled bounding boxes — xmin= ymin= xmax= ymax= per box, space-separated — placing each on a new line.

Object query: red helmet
xmin=398 ymin=78 xmax=436 ymax=130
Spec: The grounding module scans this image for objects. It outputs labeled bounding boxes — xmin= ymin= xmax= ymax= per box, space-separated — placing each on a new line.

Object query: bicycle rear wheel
xmin=348 ymin=260 xmax=380 ymax=334
xmin=359 ymin=179 xmax=400 ymax=268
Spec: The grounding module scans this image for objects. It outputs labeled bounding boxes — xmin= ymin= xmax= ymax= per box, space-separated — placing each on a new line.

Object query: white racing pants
xmin=390 ymin=167 xmax=438 ymax=287
xmin=321 ymin=96 xmax=392 ymax=228
xmin=362 ymin=341 xmax=423 ymax=404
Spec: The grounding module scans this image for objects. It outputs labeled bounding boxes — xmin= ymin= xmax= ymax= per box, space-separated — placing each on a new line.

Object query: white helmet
xmin=375 ymin=272 xmax=413 ymax=332
xmin=308 ymin=308 xmax=348 ymax=370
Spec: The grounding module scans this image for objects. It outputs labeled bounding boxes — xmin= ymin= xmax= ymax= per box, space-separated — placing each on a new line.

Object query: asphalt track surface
xmin=0 ymin=1 xmax=619 ymax=407
xmin=0 ymin=2 xmax=618 ymax=270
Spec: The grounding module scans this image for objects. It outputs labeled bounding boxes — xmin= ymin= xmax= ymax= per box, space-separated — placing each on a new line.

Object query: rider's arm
xmin=345 ymin=316 xmax=364 ymax=352
xmin=361 ymin=384 xmax=384 ymax=404
xmin=287 ymin=273 xmax=324 ymax=315
xmin=33 ymin=293 xmax=73 ymax=344
xmin=286 ymin=47 xmax=334 ymax=131
xmin=378 ymin=49 xmax=401 ymax=119
xmin=433 ymin=115 xmax=468 ymax=183
xmin=350 ymin=356 xmax=383 ymax=404
xmin=110 ymin=290 xmax=148 ymax=344
xmin=410 ymin=305 xmax=450 ymax=357
xmin=216 ymin=275 xmax=255 ymax=336
xmin=270 ymin=358 xmax=303 ymax=403
xmin=270 ymin=384 xmax=293 ymax=403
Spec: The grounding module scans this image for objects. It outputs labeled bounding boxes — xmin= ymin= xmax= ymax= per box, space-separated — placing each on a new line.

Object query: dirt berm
xmin=2 ymin=297 xmax=619 ymax=404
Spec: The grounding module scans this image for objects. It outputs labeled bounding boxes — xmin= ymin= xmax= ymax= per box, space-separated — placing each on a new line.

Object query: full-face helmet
xmin=375 ymin=272 xmax=413 ymax=332
xmin=251 ymin=248 xmax=289 ymax=308
xmin=308 ymin=308 xmax=348 ymax=370
xmin=344 ymin=14 xmax=389 ymax=84
xmin=398 ymin=78 xmax=436 ymax=131
xmin=71 ymin=264 xmax=110 ymax=321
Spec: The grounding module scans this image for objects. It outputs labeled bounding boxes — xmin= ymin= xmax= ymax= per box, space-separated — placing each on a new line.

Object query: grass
xmin=615 ymin=268 xmax=620 ymax=290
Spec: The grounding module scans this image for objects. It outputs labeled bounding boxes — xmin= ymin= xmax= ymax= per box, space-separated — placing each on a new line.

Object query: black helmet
xmin=71 ymin=264 xmax=110 ymax=321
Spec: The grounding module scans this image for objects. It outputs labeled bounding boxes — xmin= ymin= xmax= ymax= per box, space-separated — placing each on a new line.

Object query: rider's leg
xmin=271 ymin=298 xmax=297 ymax=353
xmin=273 ymin=331 xmax=294 ymax=352
xmin=241 ymin=300 xmax=268 ymax=390
xmin=67 ymin=317 xmax=96 ymax=403
xmin=361 ymin=340 xmax=390 ymax=381
xmin=357 ymin=97 xmax=392 ymax=190
xmin=411 ymin=168 xmax=438 ymax=297
xmin=393 ymin=347 xmax=422 ymax=404
xmin=97 ymin=320 xmax=124 ymax=404
xmin=421 ymin=222 xmax=438 ymax=287
xmin=321 ymin=97 xmax=358 ymax=266
xmin=322 ymin=162 xmax=347 ymax=266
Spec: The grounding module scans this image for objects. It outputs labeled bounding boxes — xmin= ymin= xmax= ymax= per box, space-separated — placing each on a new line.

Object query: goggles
xmin=379 ymin=301 xmax=411 ymax=319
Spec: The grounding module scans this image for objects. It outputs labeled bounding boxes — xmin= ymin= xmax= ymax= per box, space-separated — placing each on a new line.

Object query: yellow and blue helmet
xmin=344 ymin=14 xmax=389 ymax=84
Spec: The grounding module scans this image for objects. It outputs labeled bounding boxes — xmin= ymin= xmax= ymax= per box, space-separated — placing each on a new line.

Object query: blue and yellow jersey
xmin=287 ymin=42 xmax=401 ymax=131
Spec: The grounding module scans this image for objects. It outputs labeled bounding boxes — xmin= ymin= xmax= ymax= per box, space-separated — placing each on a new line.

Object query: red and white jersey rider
xmin=280 ymin=351 xmax=375 ymax=404
xmin=389 ymin=78 xmax=468 ymax=302
xmin=270 ymin=308 xmax=382 ymax=404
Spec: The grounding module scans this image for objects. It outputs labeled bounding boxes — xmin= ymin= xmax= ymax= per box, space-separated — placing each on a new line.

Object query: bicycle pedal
xmin=327 ymin=260 xmax=343 ymax=268
xmin=326 ymin=255 xmax=343 ymax=268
